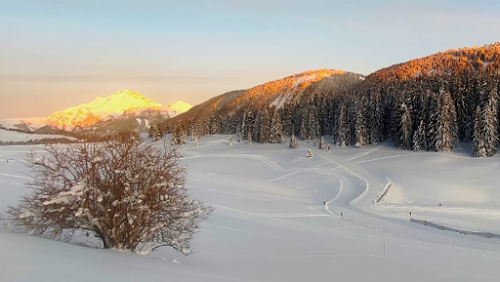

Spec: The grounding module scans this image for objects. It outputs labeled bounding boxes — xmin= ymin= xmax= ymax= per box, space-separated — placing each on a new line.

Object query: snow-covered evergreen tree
xmin=413 ymin=119 xmax=427 ymax=151
xmin=474 ymin=79 xmax=499 ymax=157
xmin=426 ymin=92 xmax=439 ymax=151
xmin=290 ymin=134 xmax=298 ymax=149
xmin=258 ymin=110 xmax=271 ymax=143
xmin=337 ymin=103 xmax=348 ymax=146
xmin=369 ymin=90 xmax=385 ymax=144
xmin=307 ymin=149 xmax=314 ymax=158
xmin=148 ymin=124 xmax=162 ymax=141
xmin=355 ymin=99 xmax=369 ymax=147
xmin=300 ymin=108 xmax=309 ymax=140
xmin=473 ymin=106 xmax=486 ymax=157
xmin=307 ymin=105 xmax=319 ymax=141
xmin=395 ymin=101 xmax=413 ymax=150
xmin=269 ymin=110 xmax=284 ymax=143
xmin=434 ymin=89 xmax=458 ymax=152
xmin=319 ymin=136 xmax=326 ymax=150
xmin=171 ymin=123 xmax=187 ymax=145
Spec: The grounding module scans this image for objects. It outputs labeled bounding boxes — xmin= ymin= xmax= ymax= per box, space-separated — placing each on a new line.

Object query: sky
xmin=1 ymin=0 xmax=500 ymax=118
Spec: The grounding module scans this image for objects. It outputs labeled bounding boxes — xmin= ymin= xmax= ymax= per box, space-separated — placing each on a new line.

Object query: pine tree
xmin=413 ymin=120 xmax=427 ymax=151
xmin=171 ymin=123 xmax=187 ymax=145
xmin=355 ymin=99 xmax=369 ymax=147
xmin=473 ymin=106 xmax=486 ymax=157
xmin=426 ymin=92 xmax=439 ymax=151
xmin=337 ymin=103 xmax=348 ymax=146
xmin=308 ymin=105 xmax=319 ymax=140
xmin=290 ymin=134 xmax=298 ymax=149
xmin=149 ymin=124 xmax=161 ymax=141
xmin=395 ymin=101 xmax=413 ymax=150
xmin=241 ymin=110 xmax=248 ymax=140
xmin=269 ymin=110 xmax=284 ymax=143
xmin=369 ymin=90 xmax=385 ymax=144
xmin=319 ymin=136 xmax=326 ymax=150
xmin=300 ymin=107 xmax=309 ymax=140
xmin=434 ymin=88 xmax=458 ymax=152
xmin=259 ymin=110 xmax=271 ymax=143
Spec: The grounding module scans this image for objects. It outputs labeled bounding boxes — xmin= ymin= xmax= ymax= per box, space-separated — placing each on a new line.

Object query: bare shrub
xmin=6 ymin=131 xmax=213 ymax=255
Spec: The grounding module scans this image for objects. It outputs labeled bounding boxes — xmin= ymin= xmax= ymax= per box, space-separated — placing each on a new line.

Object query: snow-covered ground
xmin=2 ymin=137 xmax=500 ymax=281
xmin=0 ymin=129 xmax=75 ymax=143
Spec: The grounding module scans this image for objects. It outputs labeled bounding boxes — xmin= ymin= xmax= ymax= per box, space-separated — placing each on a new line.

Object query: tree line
xmin=151 ymin=72 xmax=500 ymax=157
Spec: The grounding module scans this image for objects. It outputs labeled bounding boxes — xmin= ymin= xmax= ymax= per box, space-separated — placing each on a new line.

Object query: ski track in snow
xmin=269 ymin=171 xmax=298 ymax=182
xmin=5 ymin=137 xmax=500 ymax=281
xmin=0 ymin=172 xmax=32 ymax=180
xmin=189 ymin=140 xmax=500 ymax=242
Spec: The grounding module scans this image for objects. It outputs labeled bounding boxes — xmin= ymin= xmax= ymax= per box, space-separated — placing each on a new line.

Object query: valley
xmin=2 ymin=136 xmax=500 ymax=281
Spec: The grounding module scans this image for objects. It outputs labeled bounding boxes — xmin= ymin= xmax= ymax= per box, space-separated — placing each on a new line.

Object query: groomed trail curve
xmin=176 ymin=137 xmax=500 ymax=249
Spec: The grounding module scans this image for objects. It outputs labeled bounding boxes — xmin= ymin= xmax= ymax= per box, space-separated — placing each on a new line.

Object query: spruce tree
xmin=434 ymin=89 xmax=458 ymax=152
xmin=473 ymin=106 xmax=485 ymax=157
xmin=269 ymin=110 xmax=284 ymax=143
xmin=355 ymin=100 xmax=369 ymax=147
xmin=290 ymin=134 xmax=298 ymax=149
xmin=337 ymin=103 xmax=348 ymax=146
xmin=319 ymin=136 xmax=326 ymax=150
xmin=369 ymin=90 xmax=385 ymax=144
xmin=395 ymin=101 xmax=413 ymax=150
xmin=413 ymin=120 xmax=427 ymax=151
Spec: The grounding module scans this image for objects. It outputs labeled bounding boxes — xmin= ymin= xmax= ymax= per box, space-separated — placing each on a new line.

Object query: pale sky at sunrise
xmin=1 ymin=0 xmax=500 ymax=118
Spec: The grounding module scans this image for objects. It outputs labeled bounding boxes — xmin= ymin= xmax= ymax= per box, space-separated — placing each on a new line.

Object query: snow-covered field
xmin=0 ymin=129 xmax=75 ymax=143
xmin=2 ymin=136 xmax=500 ymax=281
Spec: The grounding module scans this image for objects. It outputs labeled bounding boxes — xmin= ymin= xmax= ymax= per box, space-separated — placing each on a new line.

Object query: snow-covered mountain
xmin=0 ymin=90 xmax=192 ymax=132
xmin=163 ymin=101 xmax=193 ymax=117
xmin=46 ymin=90 xmax=164 ymax=129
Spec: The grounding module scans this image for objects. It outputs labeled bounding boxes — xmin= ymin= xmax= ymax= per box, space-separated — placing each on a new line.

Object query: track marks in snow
xmin=346 ymin=146 xmax=380 ymax=161
xmin=0 ymin=172 xmax=32 ymax=180
xmin=353 ymin=153 xmax=419 ymax=165
xmin=324 ymin=177 xmax=343 ymax=219
xmin=269 ymin=171 xmax=298 ymax=182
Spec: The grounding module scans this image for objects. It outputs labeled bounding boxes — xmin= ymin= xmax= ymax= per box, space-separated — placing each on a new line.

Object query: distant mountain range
xmin=0 ymin=90 xmax=192 ymax=133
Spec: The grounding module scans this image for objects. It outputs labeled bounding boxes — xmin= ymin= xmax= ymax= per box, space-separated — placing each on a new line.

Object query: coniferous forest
xmin=151 ymin=43 xmax=500 ymax=157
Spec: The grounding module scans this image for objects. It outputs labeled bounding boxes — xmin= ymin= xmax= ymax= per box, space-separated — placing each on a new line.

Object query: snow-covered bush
xmin=307 ymin=149 xmax=314 ymax=158
xmin=6 ymin=130 xmax=213 ymax=255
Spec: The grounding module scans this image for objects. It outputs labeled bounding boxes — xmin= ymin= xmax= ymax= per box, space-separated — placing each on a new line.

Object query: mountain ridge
xmin=0 ymin=90 xmax=192 ymax=132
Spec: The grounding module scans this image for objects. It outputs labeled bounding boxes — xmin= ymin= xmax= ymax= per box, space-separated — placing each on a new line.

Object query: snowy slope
xmin=0 ymin=117 xmax=47 ymax=131
xmin=164 ymin=101 xmax=193 ymax=117
xmin=0 ymin=129 xmax=75 ymax=143
xmin=2 ymin=138 xmax=500 ymax=281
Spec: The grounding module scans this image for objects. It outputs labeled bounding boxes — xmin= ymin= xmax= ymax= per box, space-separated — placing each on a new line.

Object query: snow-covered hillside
xmin=164 ymin=101 xmax=193 ymax=117
xmin=2 ymin=137 xmax=500 ymax=281
xmin=0 ymin=117 xmax=47 ymax=131
xmin=0 ymin=129 xmax=75 ymax=143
